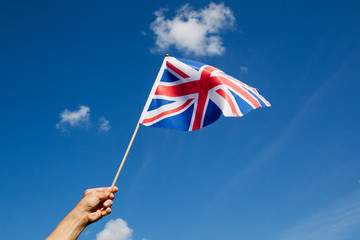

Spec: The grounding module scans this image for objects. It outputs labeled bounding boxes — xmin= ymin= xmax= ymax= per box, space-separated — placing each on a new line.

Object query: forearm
xmin=46 ymin=208 xmax=87 ymax=240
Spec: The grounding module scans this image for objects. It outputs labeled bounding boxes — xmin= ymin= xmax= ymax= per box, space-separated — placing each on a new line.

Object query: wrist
xmin=46 ymin=206 xmax=88 ymax=240
xmin=72 ymin=204 xmax=90 ymax=227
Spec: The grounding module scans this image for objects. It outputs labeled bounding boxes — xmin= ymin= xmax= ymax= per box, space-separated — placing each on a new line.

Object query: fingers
xmin=92 ymin=187 xmax=117 ymax=201
xmin=86 ymin=200 xmax=113 ymax=224
xmin=101 ymin=207 xmax=112 ymax=216
xmin=84 ymin=186 xmax=118 ymax=196
xmin=103 ymin=199 xmax=113 ymax=207
xmin=99 ymin=200 xmax=113 ymax=217
xmin=87 ymin=210 xmax=103 ymax=224
xmin=93 ymin=186 xmax=118 ymax=201
xmin=78 ymin=187 xmax=118 ymax=226
xmin=94 ymin=186 xmax=118 ymax=193
xmin=112 ymin=186 xmax=119 ymax=193
xmin=81 ymin=186 xmax=117 ymax=214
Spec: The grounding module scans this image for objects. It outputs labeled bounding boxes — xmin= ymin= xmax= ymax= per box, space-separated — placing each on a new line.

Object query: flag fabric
xmin=139 ymin=56 xmax=271 ymax=131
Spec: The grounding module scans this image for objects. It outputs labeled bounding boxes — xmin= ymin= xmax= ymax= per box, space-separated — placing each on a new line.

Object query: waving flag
xmin=139 ymin=56 xmax=271 ymax=131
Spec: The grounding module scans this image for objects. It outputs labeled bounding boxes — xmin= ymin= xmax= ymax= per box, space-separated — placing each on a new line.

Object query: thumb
xmin=96 ymin=187 xmax=113 ymax=201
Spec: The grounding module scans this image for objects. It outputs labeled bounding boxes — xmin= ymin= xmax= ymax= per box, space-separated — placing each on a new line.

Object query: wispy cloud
xmin=96 ymin=218 xmax=133 ymax=240
xmin=98 ymin=117 xmax=111 ymax=132
xmin=240 ymin=65 xmax=248 ymax=74
xmin=210 ymin=63 xmax=345 ymax=205
xmin=150 ymin=2 xmax=235 ymax=56
xmin=56 ymin=105 xmax=90 ymax=132
xmin=276 ymin=190 xmax=360 ymax=240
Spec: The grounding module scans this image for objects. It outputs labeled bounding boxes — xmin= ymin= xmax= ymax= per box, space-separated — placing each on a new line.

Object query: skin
xmin=46 ymin=186 xmax=118 ymax=240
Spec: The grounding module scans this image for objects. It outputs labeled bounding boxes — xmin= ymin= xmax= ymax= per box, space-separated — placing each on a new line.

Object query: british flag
xmin=139 ymin=56 xmax=271 ymax=131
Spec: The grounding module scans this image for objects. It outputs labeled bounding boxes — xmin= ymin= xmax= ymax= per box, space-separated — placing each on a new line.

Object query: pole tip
xmin=165 ymin=53 xmax=169 ymax=57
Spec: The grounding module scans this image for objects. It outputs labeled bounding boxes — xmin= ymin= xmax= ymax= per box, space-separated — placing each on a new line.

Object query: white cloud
xmin=99 ymin=117 xmax=111 ymax=132
xmin=96 ymin=218 xmax=133 ymax=240
xmin=56 ymin=105 xmax=90 ymax=132
xmin=150 ymin=2 xmax=235 ymax=56
xmin=240 ymin=65 xmax=248 ymax=74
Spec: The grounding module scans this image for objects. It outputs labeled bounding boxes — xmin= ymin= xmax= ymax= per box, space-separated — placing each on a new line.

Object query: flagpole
xmin=110 ymin=122 xmax=140 ymax=190
xmin=110 ymin=54 xmax=170 ymax=191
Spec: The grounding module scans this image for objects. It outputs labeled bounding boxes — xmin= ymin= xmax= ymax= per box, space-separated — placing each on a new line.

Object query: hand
xmin=46 ymin=186 xmax=118 ymax=240
xmin=75 ymin=186 xmax=119 ymax=226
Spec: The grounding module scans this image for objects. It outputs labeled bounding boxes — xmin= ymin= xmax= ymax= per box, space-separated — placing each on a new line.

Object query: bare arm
xmin=46 ymin=186 xmax=118 ymax=240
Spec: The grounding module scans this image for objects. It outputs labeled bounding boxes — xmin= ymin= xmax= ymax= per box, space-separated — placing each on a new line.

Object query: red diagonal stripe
xmin=166 ymin=61 xmax=190 ymax=79
xmin=142 ymin=98 xmax=193 ymax=124
xmin=214 ymin=76 xmax=261 ymax=108
xmin=222 ymin=74 xmax=271 ymax=107
xmin=216 ymin=89 xmax=240 ymax=116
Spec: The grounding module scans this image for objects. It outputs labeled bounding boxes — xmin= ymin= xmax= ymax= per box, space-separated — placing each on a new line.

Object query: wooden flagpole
xmin=110 ymin=54 xmax=169 ymax=191
xmin=110 ymin=122 xmax=140 ymax=190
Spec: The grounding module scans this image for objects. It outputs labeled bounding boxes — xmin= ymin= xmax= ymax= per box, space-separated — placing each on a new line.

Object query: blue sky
xmin=1 ymin=1 xmax=360 ymax=240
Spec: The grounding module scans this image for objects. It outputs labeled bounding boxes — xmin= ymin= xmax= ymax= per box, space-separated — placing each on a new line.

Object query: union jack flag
xmin=139 ymin=57 xmax=271 ymax=131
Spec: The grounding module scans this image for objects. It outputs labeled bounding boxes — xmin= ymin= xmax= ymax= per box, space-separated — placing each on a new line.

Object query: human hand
xmin=46 ymin=186 xmax=118 ymax=240
xmin=75 ymin=186 xmax=118 ymax=226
